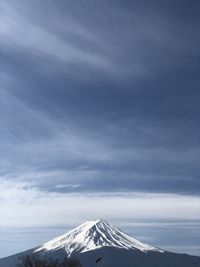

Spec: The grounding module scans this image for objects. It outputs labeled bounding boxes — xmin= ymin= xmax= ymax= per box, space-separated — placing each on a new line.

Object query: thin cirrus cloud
xmin=2 ymin=1 xmax=198 ymax=81
xmin=0 ymin=1 xmax=118 ymax=79
xmin=1 ymin=85 xmax=200 ymax=194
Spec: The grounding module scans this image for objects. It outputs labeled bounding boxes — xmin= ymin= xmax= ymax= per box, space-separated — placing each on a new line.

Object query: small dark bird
xmin=96 ymin=257 xmax=102 ymax=263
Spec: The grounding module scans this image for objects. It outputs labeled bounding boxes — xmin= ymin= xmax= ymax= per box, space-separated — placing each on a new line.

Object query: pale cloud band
xmin=0 ymin=179 xmax=199 ymax=228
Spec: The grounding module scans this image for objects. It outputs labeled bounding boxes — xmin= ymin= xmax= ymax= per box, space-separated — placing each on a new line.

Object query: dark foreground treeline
xmin=18 ymin=255 xmax=82 ymax=267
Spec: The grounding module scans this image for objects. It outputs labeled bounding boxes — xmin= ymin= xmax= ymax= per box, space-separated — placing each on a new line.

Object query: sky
xmin=0 ymin=0 xmax=200 ymax=258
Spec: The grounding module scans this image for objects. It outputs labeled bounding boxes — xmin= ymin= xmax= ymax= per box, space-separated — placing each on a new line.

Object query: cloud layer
xmin=0 ymin=179 xmax=200 ymax=227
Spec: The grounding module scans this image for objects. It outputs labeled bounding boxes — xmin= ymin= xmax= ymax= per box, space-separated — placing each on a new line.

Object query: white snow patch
xmin=35 ymin=219 xmax=163 ymax=256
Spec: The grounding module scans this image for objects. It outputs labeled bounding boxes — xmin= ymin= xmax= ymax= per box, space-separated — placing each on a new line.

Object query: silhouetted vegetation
xmin=19 ymin=255 xmax=81 ymax=267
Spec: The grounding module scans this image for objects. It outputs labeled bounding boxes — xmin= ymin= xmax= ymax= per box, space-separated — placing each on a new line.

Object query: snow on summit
xmin=35 ymin=219 xmax=163 ymax=256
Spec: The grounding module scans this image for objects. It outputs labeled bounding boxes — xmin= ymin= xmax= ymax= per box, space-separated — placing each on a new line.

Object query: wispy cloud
xmin=0 ymin=1 xmax=117 ymax=79
xmin=1 ymin=78 xmax=200 ymax=194
xmin=2 ymin=0 xmax=198 ymax=82
xmin=56 ymin=184 xmax=81 ymax=189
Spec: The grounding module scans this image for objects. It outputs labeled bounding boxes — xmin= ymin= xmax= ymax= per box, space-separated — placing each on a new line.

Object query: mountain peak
xmin=83 ymin=218 xmax=106 ymax=225
xmin=35 ymin=219 xmax=163 ymax=257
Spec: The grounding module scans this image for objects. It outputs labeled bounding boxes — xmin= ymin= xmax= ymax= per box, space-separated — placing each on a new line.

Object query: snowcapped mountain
xmin=35 ymin=219 xmax=163 ymax=256
xmin=1 ymin=219 xmax=200 ymax=267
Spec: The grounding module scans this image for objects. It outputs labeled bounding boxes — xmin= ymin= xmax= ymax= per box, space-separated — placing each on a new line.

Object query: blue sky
xmin=0 ymin=0 xmax=200 ymax=258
